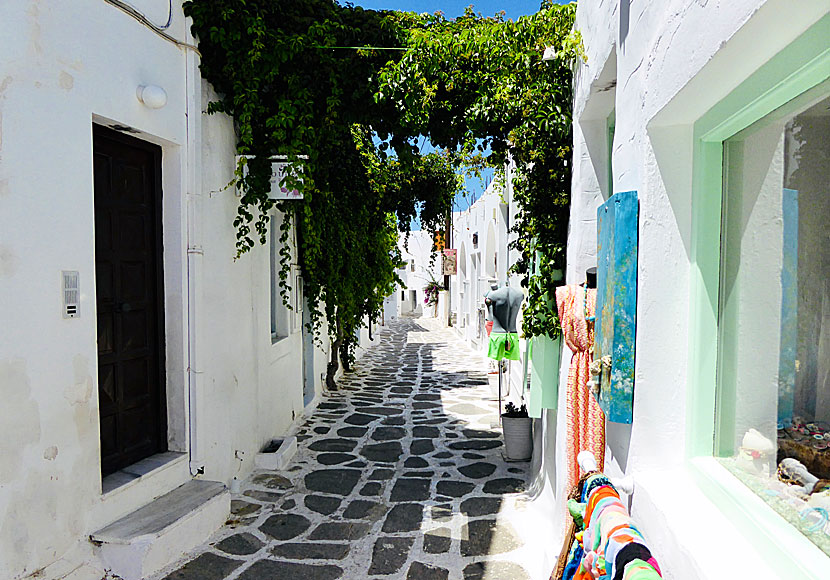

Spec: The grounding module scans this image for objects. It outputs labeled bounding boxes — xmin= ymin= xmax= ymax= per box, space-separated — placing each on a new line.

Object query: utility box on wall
xmin=595 ymin=190 xmax=638 ymax=424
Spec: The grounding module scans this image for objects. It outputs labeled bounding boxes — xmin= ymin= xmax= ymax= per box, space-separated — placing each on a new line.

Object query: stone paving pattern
xmin=153 ymin=318 xmax=533 ymax=580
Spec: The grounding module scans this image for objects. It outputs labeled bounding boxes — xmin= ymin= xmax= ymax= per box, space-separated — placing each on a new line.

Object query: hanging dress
xmin=556 ymin=284 xmax=606 ymax=489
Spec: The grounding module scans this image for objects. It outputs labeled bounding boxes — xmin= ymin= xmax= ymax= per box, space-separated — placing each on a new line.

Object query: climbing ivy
xmin=373 ymin=1 xmax=581 ymax=339
xmin=183 ymin=0 xmax=579 ymax=387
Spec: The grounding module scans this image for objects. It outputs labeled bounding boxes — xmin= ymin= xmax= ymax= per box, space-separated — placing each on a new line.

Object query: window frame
xmin=686 ymin=14 xmax=830 ymax=575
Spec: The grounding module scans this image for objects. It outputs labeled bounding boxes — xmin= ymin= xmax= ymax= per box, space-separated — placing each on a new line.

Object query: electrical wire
xmin=101 ymin=0 xmax=201 ymax=56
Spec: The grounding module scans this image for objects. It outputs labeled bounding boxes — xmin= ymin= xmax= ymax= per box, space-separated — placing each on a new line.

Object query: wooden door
xmin=93 ymin=125 xmax=166 ymax=477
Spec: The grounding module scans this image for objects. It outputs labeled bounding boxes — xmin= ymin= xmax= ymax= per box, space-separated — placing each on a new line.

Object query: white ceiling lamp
xmin=136 ymin=84 xmax=168 ymax=109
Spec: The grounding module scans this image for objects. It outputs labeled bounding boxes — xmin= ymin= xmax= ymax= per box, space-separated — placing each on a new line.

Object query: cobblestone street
xmin=153 ymin=318 xmax=538 ymax=580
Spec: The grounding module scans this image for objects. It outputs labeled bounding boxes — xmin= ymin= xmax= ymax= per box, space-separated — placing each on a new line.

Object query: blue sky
xmin=352 ymin=1 xmax=564 ymax=218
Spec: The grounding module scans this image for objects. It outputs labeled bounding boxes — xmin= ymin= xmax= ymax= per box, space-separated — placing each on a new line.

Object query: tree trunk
xmin=326 ymin=320 xmax=343 ymax=391
xmin=326 ymin=336 xmax=342 ymax=390
xmin=339 ymin=341 xmax=352 ymax=372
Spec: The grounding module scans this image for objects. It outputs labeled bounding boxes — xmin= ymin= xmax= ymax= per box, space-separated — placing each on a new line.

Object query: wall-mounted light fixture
xmin=136 ymin=84 xmax=168 ymax=109
xmin=542 ymin=47 xmax=557 ymax=61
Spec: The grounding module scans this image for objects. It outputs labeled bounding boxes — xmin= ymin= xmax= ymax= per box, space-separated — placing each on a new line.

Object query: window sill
xmin=686 ymin=456 xmax=829 ymax=578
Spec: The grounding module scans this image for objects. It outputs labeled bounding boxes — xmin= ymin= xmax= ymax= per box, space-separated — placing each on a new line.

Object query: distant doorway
xmin=93 ymin=125 xmax=167 ymax=477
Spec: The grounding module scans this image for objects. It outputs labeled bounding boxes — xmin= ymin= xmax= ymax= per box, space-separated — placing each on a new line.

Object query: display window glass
xmin=716 ymin=90 xmax=830 ymax=555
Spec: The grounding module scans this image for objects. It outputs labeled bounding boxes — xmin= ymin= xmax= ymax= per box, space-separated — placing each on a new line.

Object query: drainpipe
xmin=185 ymin=27 xmax=205 ymax=476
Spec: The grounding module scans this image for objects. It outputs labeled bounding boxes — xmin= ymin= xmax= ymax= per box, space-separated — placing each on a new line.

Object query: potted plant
xmin=501 ymin=402 xmax=532 ymax=460
xmin=423 ymin=280 xmax=444 ymax=317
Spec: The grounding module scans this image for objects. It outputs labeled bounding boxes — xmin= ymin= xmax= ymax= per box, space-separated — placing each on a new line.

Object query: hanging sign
xmin=236 ymin=155 xmax=305 ymax=200
xmin=442 ymin=249 xmax=457 ymax=276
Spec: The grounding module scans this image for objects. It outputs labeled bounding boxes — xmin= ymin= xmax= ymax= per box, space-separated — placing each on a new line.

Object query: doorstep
xmin=90 ymin=479 xmax=229 ymax=580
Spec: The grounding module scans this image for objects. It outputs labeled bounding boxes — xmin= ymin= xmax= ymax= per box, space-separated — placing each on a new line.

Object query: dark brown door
xmin=94 ymin=125 xmax=166 ymax=477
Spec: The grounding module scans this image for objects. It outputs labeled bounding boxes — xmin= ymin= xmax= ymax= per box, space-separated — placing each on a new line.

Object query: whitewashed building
xmin=0 ymin=2 xmax=376 ymax=578
xmin=529 ymin=1 xmax=830 ymax=579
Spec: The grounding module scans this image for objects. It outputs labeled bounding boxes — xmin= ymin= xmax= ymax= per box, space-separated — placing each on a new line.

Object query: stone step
xmin=91 ymin=479 xmax=229 ymax=580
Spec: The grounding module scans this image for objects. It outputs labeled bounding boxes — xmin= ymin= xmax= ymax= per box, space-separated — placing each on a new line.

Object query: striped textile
xmin=556 ymin=284 xmax=606 ymax=490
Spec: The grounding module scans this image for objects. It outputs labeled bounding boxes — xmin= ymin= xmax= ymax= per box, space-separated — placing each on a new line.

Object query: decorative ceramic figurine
xmin=736 ymin=428 xmax=776 ymax=477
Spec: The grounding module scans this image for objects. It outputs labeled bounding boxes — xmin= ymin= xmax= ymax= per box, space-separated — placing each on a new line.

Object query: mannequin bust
xmin=485 ymin=285 xmax=523 ymax=334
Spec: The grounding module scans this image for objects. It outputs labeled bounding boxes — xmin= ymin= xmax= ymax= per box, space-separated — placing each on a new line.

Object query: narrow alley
xmin=154 ymin=318 xmax=539 ymax=580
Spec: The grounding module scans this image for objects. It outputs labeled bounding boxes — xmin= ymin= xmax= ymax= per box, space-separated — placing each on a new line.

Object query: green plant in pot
xmin=502 ymin=402 xmax=532 ymax=460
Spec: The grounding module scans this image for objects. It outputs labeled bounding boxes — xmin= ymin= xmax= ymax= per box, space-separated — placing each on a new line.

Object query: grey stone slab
xmin=304 ymin=495 xmax=342 ymax=515
xmin=215 ymin=532 xmax=264 ymax=556
xmin=383 ymin=416 xmax=407 ymax=425
xmin=360 ymin=441 xmax=403 ymax=463
xmin=230 ymin=500 xmax=260 ymax=517
xmin=361 ymin=406 xmax=404 ymax=416
xmin=382 ymin=503 xmax=423 ymax=532
xmin=360 ymin=482 xmax=383 ymax=496
xmin=93 ymin=481 xmax=226 ymax=543
xmin=461 ymin=429 xmax=501 ymax=439
xmin=460 ymin=497 xmax=503 ymax=517
xmin=244 ymin=490 xmax=283 ymax=503
xmin=371 ymin=427 xmax=407 ymax=441
xmin=163 ymin=552 xmax=242 ymax=580
xmin=482 ymin=478 xmax=525 ymax=494
xmin=413 ymin=426 xmax=440 ymax=438
xmin=407 ymin=561 xmax=449 ymax=580
xmin=404 ymin=470 xmax=435 ymax=478
xmin=308 ymin=439 xmax=358 ymax=453
xmin=404 ymin=457 xmax=429 ymax=469
xmin=460 ymin=519 xmax=522 ymax=557
xmin=369 ymin=468 xmax=396 ymax=480
xmin=308 ymin=521 xmax=372 ymax=541
xmin=390 ymin=478 xmax=430 ymax=502
xmin=271 ymin=542 xmax=351 ymax=560
xmin=458 ymin=462 xmax=497 ymax=479
xmin=344 ymin=460 xmax=367 ymax=468
xmin=336 ymin=426 xmax=368 ymax=438
xmin=313 ymin=426 xmax=331 ymax=434
xmin=410 ymin=439 xmax=435 ymax=455
xmin=436 ymin=481 xmax=475 ymax=498
xmin=316 ymin=453 xmax=357 ymax=465
xmin=463 ymin=561 xmax=530 ymax=580
xmin=448 ymin=440 xmax=502 ymax=451
xmin=369 ymin=537 xmax=415 ymax=575
xmin=343 ymin=499 xmax=386 ymax=520
xmin=251 ymin=473 xmax=293 ymax=489
xmin=260 ymin=513 xmax=311 ymax=540
xmin=462 ymin=452 xmax=486 ymax=460
xmin=423 ymin=528 xmax=452 ymax=554
xmin=237 ymin=560 xmax=343 ymax=580
xmin=344 ymin=413 xmax=378 ymax=426
xmin=304 ymin=469 xmax=362 ymax=495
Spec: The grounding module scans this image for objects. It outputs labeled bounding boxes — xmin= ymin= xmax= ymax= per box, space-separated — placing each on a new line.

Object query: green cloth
xmin=528 ymin=333 xmax=561 ymax=418
xmin=487 ymin=332 xmax=521 ymax=361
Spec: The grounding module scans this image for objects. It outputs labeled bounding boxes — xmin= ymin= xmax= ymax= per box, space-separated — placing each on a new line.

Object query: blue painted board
xmin=595 ymin=190 xmax=638 ymax=424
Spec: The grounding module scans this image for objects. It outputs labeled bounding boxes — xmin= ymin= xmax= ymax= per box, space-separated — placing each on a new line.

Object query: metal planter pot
xmin=502 ymin=415 xmax=532 ymax=460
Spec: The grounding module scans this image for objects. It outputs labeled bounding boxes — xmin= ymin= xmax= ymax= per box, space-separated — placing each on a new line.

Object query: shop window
xmin=716 ymin=91 xmax=830 ymax=554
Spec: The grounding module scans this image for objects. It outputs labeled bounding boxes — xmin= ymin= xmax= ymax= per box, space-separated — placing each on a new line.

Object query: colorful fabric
xmin=582 ymin=483 xmax=660 ymax=580
xmin=621 ymin=559 xmax=662 ymax=580
xmin=485 ymin=320 xmax=494 ymax=336
xmin=487 ymin=332 xmax=521 ymax=361
xmin=556 ymin=284 xmax=606 ymax=489
xmin=612 ymin=544 xmax=654 ymax=580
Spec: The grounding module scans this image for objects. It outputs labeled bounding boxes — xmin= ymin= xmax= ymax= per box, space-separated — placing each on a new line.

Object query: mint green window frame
xmin=685 ymin=14 xmax=830 ymax=576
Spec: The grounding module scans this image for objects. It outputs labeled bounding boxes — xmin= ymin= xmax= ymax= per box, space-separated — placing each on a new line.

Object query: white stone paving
xmin=151 ymin=317 xmax=543 ymax=580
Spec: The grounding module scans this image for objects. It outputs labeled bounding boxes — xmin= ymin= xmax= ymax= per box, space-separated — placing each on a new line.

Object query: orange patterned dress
xmin=556 ymin=284 xmax=606 ymax=489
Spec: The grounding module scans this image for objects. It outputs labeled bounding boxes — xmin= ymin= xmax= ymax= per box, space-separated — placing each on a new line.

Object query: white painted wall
xmin=530 ymin=1 xmax=830 ymax=579
xmin=0 ymin=2 xmax=378 ymax=577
